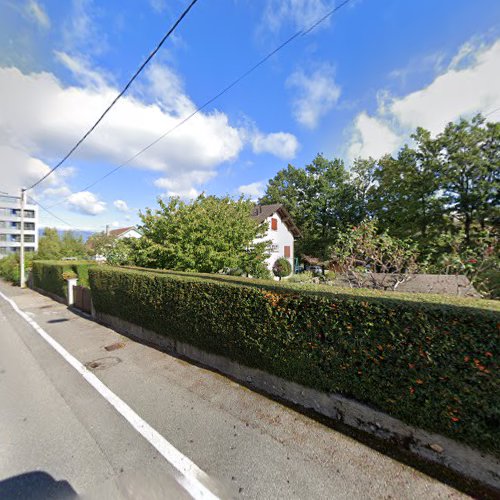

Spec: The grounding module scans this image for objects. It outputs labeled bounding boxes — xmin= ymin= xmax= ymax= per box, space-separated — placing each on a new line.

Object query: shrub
xmin=272 ymin=258 xmax=292 ymax=280
xmin=0 ymin=252 xmax=37 ymax=284
xmin=0 ymin=254 xmax=20 ymax=283
xmin=32 ymin=260 xmax=92 ymax=299
xmin=89 ymin=266 xmax=499 ymax=457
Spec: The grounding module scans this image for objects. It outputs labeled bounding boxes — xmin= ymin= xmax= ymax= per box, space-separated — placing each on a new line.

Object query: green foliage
xmin=260 ymin=115 xmax=499 ymax=293
xmin=0 ymin=254 xmax=20 ymax=283
xmin=86 ymin=232 xmax=116 ymax=256
xmin=0 ymin=252 xmax=36 ymax=284
xmin=426 ymin=230 xmax=500 ymax=298
xmin=89 ymin=266 xmax=499 ymax=456
xmin=272 ymin=257 xmax=292 ymax=279
xmin=331 ymin=219 xmax=420 ymax=290
xmin=133 ymin=194 xmax=269 ymax=273
xmin=437 ymin=116 xmax=499 ymax=243
xmin=260 ymin=154 xmax=364 ymax=259
xmin=32 ymin=260 xmax=92 ymax=299
xmin=86 ymin=231 xmax=136 ymax=266
xmin=105 ymin=238 xmax=135 ymax=266
xmin=37 ymin=228 xmax=89 ymax=260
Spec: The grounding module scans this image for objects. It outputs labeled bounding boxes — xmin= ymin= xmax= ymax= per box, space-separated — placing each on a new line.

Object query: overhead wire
xmin=28 ymin=196 xmax=75 ymax=229
xmin=47 ymin=0 xmax=353 ymax=209
xmin=26 ymin=0 xmax=200 ymax=192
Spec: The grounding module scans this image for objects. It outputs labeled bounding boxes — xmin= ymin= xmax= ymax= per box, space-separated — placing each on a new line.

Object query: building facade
xmin=0 ymin=195 xmax=38 ymax=258
xmin=251 ymin=204 xmax=301 ymax=273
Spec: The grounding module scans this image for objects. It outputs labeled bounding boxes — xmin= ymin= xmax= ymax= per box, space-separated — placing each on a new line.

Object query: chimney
xmin=105 ymin=224 xmax=109 ymax=236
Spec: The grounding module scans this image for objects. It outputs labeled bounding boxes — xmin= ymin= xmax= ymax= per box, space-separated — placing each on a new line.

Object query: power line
xmin=28 ymin=196 xmax=75 ymax=229
xmin=26 ymin=0 xmax=200 ymax=192
xmin=484 ymin=106 xmax=500 ymax=118
xmin=48 ymin=0 xmax=352 ymax=208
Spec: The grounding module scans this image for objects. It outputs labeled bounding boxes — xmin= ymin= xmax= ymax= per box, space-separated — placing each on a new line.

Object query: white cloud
xmin=149 ymin=0 xmax=166 ymax=13
xmin=68 ymin=191 xmax=106 ymax=215
xmin=63 ymin=0 xmax=108 ymax=56
xmin=113 ymin=199 xmax=129 ymax=212
xmin=389 ymin=39 xmax=500 ymax=135
xmin=54 ymin=51 xmax=108 ymax=89
xmin=0 ymin=145 xmax=61 ymax=195
xmin=251 ymin=132 xmax=299 ymax=159
xmin=0 ymin=62 xmax=243 ymax=199
xmin=25 ymin=0 xmax=50 ymax=29
xmin=237 ymin=181 xmax=266 ymax=200
xmin=347 ymin=38 xmax=500 ymax=160
xmin=287 ymin=65 xmax=341 ymax=128
xmin=261 ymin=0 xmax=333 ymax=33
xmin=154 ymin=170 xmax=215 ymax=199
xmin=347 ymin=113 xmax=401 ymax=160
xmin=0 ymin=52 xmax=298 ymax=201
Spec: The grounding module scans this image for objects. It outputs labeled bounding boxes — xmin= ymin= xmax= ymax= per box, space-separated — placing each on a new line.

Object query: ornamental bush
xmin=89 ymin=266 xmax=499 ymax=457
xmin=32 ymin=260 xmax=92 ymax=299
xmin=272 ymin=257 xmax=292 ymax=279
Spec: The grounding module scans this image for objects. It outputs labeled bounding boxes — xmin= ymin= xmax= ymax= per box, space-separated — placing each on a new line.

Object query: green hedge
xmin=89 ymin=266 xmax=499 ymax=456
xmin=32 ymin=260 xmax=92 ymax=299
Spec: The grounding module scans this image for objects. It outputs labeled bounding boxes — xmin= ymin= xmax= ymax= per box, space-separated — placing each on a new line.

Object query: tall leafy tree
xmin=260 ymin=154 xmax=364 ymax=258
xmin=37 ymin=228 xmax=62 ymax=259
xmin=369 ymin=135 xmax=445 ymax=246
xmin=37 ymin=228 xmax=88 ymax=259
xmin=437 ymin=115 xmax=500 ymax=243
xmin=133 ymin=195 xmax=269 ymax=275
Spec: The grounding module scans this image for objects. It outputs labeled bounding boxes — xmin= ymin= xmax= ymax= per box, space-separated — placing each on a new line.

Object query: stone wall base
xmin=93 ymin=310 xmax=499 ymax=491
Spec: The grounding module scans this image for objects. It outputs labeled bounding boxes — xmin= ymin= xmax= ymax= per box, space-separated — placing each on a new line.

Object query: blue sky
xmin=1 ymin=0 xmax=499 ymax=231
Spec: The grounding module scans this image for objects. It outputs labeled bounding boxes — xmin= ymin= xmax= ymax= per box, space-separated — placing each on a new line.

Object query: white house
xmin=251 ymin=204 xmax=301 ymax=273
xmin=108 ymin=226 xmax=142 ymax=239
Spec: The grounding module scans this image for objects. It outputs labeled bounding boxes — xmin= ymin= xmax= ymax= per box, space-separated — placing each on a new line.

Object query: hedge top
xmin=116 ymin=265 xmax=500 ymax=313
xmin=32 ymin=260 xmax=499 ymax=312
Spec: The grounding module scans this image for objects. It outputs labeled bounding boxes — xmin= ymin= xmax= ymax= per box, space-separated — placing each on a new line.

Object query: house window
xmin=271 ymin=218 xmax=278 ymax=231
xmin=284 ymin=245 xmax=291 ymax=258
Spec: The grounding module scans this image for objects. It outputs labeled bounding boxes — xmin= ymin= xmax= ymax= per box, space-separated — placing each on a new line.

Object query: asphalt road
xmin=0 ymin=280 xmax=465 ymax=499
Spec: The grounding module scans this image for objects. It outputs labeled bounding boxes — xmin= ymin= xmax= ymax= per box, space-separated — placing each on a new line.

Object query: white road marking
xmin=0 ymin=290 xmax=219 ymax=500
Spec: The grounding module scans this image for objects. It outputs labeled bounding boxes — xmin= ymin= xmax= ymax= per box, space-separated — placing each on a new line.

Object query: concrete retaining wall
xmin=94 ymin=310 xmax=499 ymax=491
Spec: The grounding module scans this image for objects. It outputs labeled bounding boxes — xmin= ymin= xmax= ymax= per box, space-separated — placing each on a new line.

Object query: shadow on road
xmin=0 ymin=471 xmax=77 ymax=499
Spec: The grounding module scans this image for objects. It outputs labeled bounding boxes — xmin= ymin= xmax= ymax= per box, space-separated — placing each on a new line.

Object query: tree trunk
xmin=464 ymin=212 xmax=472 ymax=245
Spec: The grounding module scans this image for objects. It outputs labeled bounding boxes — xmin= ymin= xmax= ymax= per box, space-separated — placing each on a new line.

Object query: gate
xmin=73 ymin=285 xmax=92 ymax=314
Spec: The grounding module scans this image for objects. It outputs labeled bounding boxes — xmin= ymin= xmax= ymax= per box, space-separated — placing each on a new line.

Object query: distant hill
xmin=38 ymin=228 xmax=96 ymax=242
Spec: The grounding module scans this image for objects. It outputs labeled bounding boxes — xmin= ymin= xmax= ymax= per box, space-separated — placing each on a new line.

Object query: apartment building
xmin=0 ymin=195 xmax=38 ymax=258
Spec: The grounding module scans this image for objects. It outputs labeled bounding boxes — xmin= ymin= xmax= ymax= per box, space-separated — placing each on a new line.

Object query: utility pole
xmin=20 ymin=188 xmax=26 ymax=288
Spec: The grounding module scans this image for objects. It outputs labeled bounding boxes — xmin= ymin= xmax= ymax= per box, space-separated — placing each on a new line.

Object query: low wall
xmin=94 ymin=309 xmax=499 ymax=492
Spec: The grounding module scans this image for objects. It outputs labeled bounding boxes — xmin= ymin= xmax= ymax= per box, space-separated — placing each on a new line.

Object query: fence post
xmin=67 ymin=278 xmax=78 ymax=306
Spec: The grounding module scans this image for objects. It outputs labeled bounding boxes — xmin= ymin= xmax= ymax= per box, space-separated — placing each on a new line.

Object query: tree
xmin=37 ymin=228 xmax=89 ymax=260
xmin=37 ymin=228 xmax=62 ymax=259
xmin=133 ymin=195 xmax=269 ymax=273
xmin=86 ymin=232 xmax=116 ymax=256
xmin=369 ymin=139 xmax=445 ymax=248
xmin=437 ymin=115 xmax=500 ymax=244
xmin=330 ymin=219 xmax=420 ymax=290
xmin=260 ymin=154 xmax=365 ymax=259
xmin=59 ymin=231 xmax=88 ymax=258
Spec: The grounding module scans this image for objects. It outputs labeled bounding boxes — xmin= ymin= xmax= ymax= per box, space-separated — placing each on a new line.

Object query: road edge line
xmin=0 ymin=290 xmax=219 ymax=500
